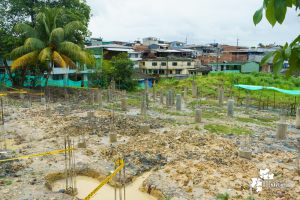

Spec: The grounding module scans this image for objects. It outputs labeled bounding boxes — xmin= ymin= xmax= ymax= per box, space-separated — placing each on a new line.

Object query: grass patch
xmin=217 ymin=192 xmax=229 ymax=200
xmin=188 ymin=100 xmax=218 ymax=107
xmin=250 ymin=116 xmax=275 ymax=123
xmin=5 ymin=181 xmax=12 ymax=185
xmin=127 ymin=99 xmax=140 ymax=106
xmin=204 ymin=124 xmax=252 ymax=135
xmin=195 ymin=125 xmax=201 ymax=131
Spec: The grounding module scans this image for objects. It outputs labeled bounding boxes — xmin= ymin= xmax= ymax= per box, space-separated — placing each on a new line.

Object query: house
xmin=209 ymin=61 xmax=259 ymax=73
xmin=128 ymin=51 xmax=143 ymax=69
xmin=138 ymin=58 xmax=200 ymax=79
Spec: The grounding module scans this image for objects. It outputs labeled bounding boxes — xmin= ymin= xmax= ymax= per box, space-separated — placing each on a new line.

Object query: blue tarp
xmin=234 ymin=84 xmax=300 ymax=95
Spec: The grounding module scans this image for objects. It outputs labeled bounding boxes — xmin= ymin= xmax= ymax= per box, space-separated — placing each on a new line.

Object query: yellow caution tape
xmin=0 ymin=94 xmax=7 ymax=96
xmin=27 ymin=93 xmax=44 ymax=95
xmin=1 ymin=84 xmax=23 ymax=91
xmin=0 ymin=148 xmax=74 ymax=162
xmin=84 ymin=159 xmax=125 ymax=200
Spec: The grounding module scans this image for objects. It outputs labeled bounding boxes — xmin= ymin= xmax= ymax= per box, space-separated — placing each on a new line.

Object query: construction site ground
xmin=0 ymin=88 xmax=299 ymax=200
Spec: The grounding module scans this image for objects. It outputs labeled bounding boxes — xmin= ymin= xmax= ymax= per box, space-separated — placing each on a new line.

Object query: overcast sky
xmin=86 ymin=0 xmax=300 ymax=47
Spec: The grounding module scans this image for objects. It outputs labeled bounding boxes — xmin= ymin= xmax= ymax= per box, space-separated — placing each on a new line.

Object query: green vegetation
xmin=187 ymin=100 xmax=218 ymax=107
xmin=195 ymin=125 xmax=201 ymax=131
xmin=204 ymin=124 xmax=252 ymax=135
xmin=156 ymin=72 xmax=300 ymax=105
xmin=217 ymin=192 xmax=229 ymax=200
xmin=5 ymin=181 xmax=12 ymax=185
xmin=30 ymin=172 xmax=35 ymax=175
xmin=127 ymin=99 xmax=140 ymax=106
xmin=10 ymin=7 xmax=94 ymax=88
xmin=12 ymin=150 xmax=16 ymax=154
xmin=253 ymin=1 xmax=300 ymax=79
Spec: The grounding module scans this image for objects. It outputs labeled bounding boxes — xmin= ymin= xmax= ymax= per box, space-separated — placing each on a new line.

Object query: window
xmin=172 ymin=62 xmax=177 ymax=66
xmin=135 ymin=61 xmax=138 ymax=65
xmin=159 ymin=70 xmax=164 ymax=74
xmin=143 ymin=62 xmax=145 ymax=65
xmin=187 ymin=62 xmax=191 ymax=66
xmin=154 ymin=70 xmax=157 ymax=74
xmin=128 ymin=54 xmax=131 ymax=58
xmin=0 ymin=69 xmax=5 ymax=74
xmin=53 ymin=74 xmax=64 ymax=80
xmin=170 ymin=70 xmax=172 ymax=74
xmin=152 ymin=62 xmax=157 ymax=66
xmin=176 ymin=70 xmax=182 ymax=74
xmin=143 ymin=69 xmax=145 ymax=73
xmin=161 ymin=62 xmax=166 ymax=66
xmin=135 ymin=54 xmax=138 ymax=58
xmin=149 ymin=69 xmax=152 ymax=74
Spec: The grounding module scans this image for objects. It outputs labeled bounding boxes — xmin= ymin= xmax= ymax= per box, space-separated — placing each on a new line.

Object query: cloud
xmin=86 ymin=0 xmax=300 ymax=47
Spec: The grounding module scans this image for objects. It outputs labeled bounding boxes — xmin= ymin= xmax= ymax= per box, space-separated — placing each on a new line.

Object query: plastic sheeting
xmin=234 ymin=84 xmax=300 ymax=95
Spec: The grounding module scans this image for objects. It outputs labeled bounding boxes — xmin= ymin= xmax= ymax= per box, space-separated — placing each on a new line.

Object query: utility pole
xmin=237 ymin=38 xmax=239 ymax=47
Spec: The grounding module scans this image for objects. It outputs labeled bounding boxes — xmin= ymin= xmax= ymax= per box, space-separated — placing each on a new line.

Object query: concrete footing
xmin=166 ymin=94 xmax=169 ymax=108
xmin=192 ymin=82 xmax=196 ymax=98
xmin=77 ymin=141 xmax=86 ymax=148
xmin=176 ymin=94 xmax=181 ymax=110
xmin=245 ymin=94 xmax=250 ymax=114
xmin=218 ymin=90 xmax=224 ymax=107
xmin=87 ymin=111 xmax=95 ymax=118
xmin=25 ymin=101 xmax=30 ymax=108
xmin=145 ymin=80 xmax=149 ymax=93
xmin=238 ymin=149 xmax=252 ymax=159
xmin=195 ymin=109 xmax=202 ymax=123
xmin=141 ymin=101 xmax=146 ymax=116
xmin=227 ymin=99 xmax=234 ymax=117
xmin=140 ymin=123 xmax=150 ymax=133
xmin=121 ymin=98 xmax=127 ymax=111
xmin=41 ymin=98 xmax=46 ymax=105
xmin=108 ymin=89 xmax=112 ymax=102
xmin=276 ymin=122 xmax=287 ymax=139
xmin=171 ymin=88 xmax=175 ymax=105
xmin=20 ymin=93 xmax=24 ymax=99
xmin=46 ymin=108 xmax=52 ymax=117
xmin=97 ymin=93 xmax=102 ymax=106
xmin=296 ymin=108 xmax=300 ymax=129
xmin=168 ymin=90 xmax=172 ymax=105
xmin=109 ymin=133 xmax=117 ymax=142
xmin=65 ymin=106 xmax=70 ymax=116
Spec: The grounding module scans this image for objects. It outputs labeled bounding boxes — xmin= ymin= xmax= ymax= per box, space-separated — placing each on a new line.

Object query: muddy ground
xmin=0 ymin=87 xmax=299 ymax=200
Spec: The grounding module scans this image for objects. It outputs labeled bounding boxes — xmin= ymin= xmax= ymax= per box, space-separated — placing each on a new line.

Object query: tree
xmin=87 ymin=52 xmax=139 ymax=90
xmin=111 ymin=53 xmax=139 ymax=91
xmin=10 ymin=7 xmax=93 ymax=88
xmin=253 ymin=0 xmax=300 ymax=79
xmin=0 ymin=0 xmax=91 ymax=87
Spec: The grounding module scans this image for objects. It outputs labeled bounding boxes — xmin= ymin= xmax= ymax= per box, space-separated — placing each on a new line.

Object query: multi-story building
xmin=138 ymin=58 xmax=200 ymax=79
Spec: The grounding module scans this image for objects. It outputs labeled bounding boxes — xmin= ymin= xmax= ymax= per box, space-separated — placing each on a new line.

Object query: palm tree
xmin=10 ymin=8 xmax=93 ymax=88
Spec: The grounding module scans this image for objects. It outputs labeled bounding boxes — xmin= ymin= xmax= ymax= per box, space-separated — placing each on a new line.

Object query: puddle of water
xmin=52 ymin=171 xmax=157 ymax=200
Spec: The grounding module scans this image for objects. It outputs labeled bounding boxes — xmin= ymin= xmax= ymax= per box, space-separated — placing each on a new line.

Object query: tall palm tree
xmin=10 ymin=7 xmax=93 ymax=88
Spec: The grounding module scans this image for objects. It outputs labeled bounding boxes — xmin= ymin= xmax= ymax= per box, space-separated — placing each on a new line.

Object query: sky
xmin=86 ymin=0 xmax=300 ymax=47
